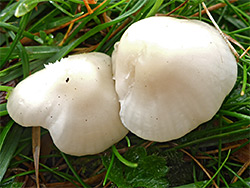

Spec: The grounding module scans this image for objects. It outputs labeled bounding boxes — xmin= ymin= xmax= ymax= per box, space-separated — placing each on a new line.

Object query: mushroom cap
xmin=112 ymin=16 xmax=237 ymax=142
xmin=7 ymin=52 xmax=128 ymax=156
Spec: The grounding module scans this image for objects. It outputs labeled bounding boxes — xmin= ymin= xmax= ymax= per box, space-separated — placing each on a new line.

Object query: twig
xmin=239 ymin=46 xmax=250 ymax=95
xmin=20 ymin=0 xmax=107 ymax=45
xmin=201 ymin=2 xmax=239 ymax=59
xmin=231 ymin=159 xmax=250 ymax=184
xmin=102 ymin=11 xmax=112 ymax=33
xmin=191 ymin=0 xmax=238 ymax=17
xmin=108 ymin=17 xmax=131 ymax=40
xmin=71 ymin=44 xmax=99 ymax=53
xmin=166 ymin=0 xmax=189 ymax=16
xmin=225 ymin=34 xmax=248 ymax=55
xmin=59 ymin=0 xmax=101 ymax=46
xmin=180 ymin=148 xmax=219 ymax=188
xmin=84 ymin=171 xmax=106 ymax=185
xmin=202 ymin=150 xmax=231 ymax=188
xmin=240 ymin=46 xmax=250 ymax=59
xmin=59 ymin=22 xmax=74 ymax=46
xmin=47 ymin=0 xmax=106 ymax=34
xmin=205 ymin=144 xmax=241 ymax=154
xmin=83 ymin=0 xmax=95 ymax=14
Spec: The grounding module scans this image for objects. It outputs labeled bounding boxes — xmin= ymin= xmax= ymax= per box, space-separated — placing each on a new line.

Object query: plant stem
xmin=112 ymin=145 xmax=138 ymax=168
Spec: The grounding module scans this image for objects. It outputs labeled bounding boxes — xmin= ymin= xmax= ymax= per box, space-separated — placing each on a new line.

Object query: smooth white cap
xmin=7 ymin=52 xmax=128 ymax=156
xmin=112 ymin=16 xmax=237 ymax=142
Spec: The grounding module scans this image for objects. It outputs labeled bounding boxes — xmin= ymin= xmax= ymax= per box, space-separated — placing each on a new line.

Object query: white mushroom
xmin=7 ymin=52 xmax=128 ymax=156
xmin=112 ymin=16 xmax=237 ymax=142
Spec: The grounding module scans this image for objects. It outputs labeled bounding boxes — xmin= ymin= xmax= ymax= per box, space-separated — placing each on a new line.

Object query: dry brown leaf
xmin=32 ymin=127 xmax=41 ymax=188
xmin=231 ymin=139 xmax=250 ymax=163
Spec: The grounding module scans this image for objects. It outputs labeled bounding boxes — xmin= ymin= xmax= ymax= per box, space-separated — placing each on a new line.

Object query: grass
xmin=0 ymin=0 xmax=250 ymax=187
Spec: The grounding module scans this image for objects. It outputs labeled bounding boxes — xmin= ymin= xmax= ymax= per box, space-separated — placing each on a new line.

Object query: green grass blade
xmin=19 ymin=44 xmax=30 ymax=79
xmin=0 ymin=1 xmax=20 ymax=22
xmin=223 ymin=0 xmax=250 ymax=27
xmin=0 ymin=12 xmax=31 ymax=69
xmin=17 ymin=154 xmax=79 ymax=186
xmin=47 ymin=0 xmax=148 ymax=63
xmin=146 ymin=0 xmax=163 ymax=18
xmin=0 ymin=103 xmax=8 ymax=116
xmin=201 ymin=149 xmax=231 ymax=188
xmin=0 ymin=22 xmax=43 ymax=44
xmin=219 ymin=110 xmax=250 ymax=121
xmin=205 ymin=153 xmax=250 ymax=188
xmin=168 ymin=127 xmax=250 ymax=151
xmin=0 ymin=120 xmax=14 ymax=152
xmin=15 ymin=0 xmax=71 ymax=17
xmin=0 ymin=86 xmax=13 ymax=92
xmin=8 ymin=31 xmax=30 ymax=79
xmin=103 ymin=151 xmax=115 ymax=186
xmin=49 ymin=1 xmax=74 ymax=17
xmin=0 ymin=46 xmax=62 ymax=60
xmin=227 ymin=26 xmax=250 ymax=35
xmin=61 ymin=152 xmax=90 ymax=188
xmin=0 ymin=124 xmax=23 ymax=182
xmin=1 ymin=168 xmax=53 ymax=184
